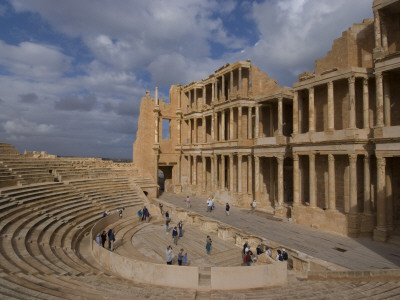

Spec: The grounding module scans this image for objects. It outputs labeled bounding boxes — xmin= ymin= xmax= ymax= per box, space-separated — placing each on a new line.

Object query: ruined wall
xmin=251 ymin=65 xmax=281 ymax=96
xmin=315 ymin=19 xmax=374 ymax=74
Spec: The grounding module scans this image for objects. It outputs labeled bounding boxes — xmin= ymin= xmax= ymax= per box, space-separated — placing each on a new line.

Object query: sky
xmin=0 ymin=0 xmax=373 ymax=159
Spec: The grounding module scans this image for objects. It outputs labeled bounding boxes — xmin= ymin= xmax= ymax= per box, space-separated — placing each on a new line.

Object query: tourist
xmin=282 ymin=249 xmax=288 ymax=261
xmin=101 ymin=231 xmax=107 ymax=248
xmin=172 ymin=226 xmax=178 ymax=245
xmin=118 ymin=208 xmax=123 ymax=218
xmin=95 ymin=234 xmax=101 ymax=245
xmin=177 ymin=248 xmax=184 ymax=266
xmin=207 ymin=197 xmax=212 ymax=212
xmin=137 ymin=209 xmax=143 ymax=221
xmin=166 ymin=246 xmax=173 ymax=265
xmin=142 ymin=206 xmax=148 ymax=221
xmin=276 ymin=249 xmax=283 ymax=261
xmin=206 ymin=236 xmax=212 ymax=255
xmin=178 ymin=220 xmax=183 ymax=237
xmin=251 ymin=200 xmax=256 ymax=214
xmin=245 ymin=249 xmax=253 ymax=266
xmin=145 ymin=208 xmax=150 ymax=223
xmin=256 ymin=244 xmax=263 ymax=255
xmin=265 ymin=247 xmax=272 ymax=257
xmin=159 ymin=203 xmax=163 ymax=215
xmin=243 ymin=242 xmax=248 ymax=255
xmin=185 ymin=196 xmax=191 ymax=208
xmin=108 ymin=229 xmax=115 ymax=251
xmin=165 ymin=211 xmax=171 ymax=233
xmin=225 ymin=203 xmax=230 ymax=216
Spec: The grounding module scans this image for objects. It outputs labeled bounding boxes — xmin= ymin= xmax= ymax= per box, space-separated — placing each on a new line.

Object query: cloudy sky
xmin=0 ymin=0 xmax=373 ymax=159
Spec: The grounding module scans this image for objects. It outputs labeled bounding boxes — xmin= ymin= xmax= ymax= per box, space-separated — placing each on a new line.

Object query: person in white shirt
xmin=166 ymin=245 xmax=173 ymax=265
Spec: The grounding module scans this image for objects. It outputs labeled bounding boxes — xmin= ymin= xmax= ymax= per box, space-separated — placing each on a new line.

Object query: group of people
xmin=171 ymin=220 xmax=184 ymax=245
xmin=96 ymin=228 xmax=116 ymax=251
xmin=206 ymin=196 xmax=215 ymax=212
xmin=242 ymin=242 xmax=288 ymax=266
xmin=137 ymin=206 xmax=150 ymax=222
xmin=166 ymin=246 xmax=187 ymax=265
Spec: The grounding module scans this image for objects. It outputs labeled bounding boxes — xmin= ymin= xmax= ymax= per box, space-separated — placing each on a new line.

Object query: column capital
xmin=377 ymin=156 xmax=386 ymax=167
xmin=363 ymin=77 xmax=369 ymax=85
xmin=327 ymin=81 xmax=333 ymax=88
xmin=376 ymin=72 xmax=383 ymax=80
xmin=349 ymin=153 xmax=357 ymax=163
xmin=348 ymin=75 xmax=355 ymax=85
xmin=254 ymin=156 xmax=260 ymax=163
xmin=308 ymin=86 xmax=314 ymax=93
xmin=328 ymin=153 xmax=335 ymax=162
xmin=292 ymin=153 xmax=299 ymax=161
xmin=276 ymin=155 xmax=284 ymax=163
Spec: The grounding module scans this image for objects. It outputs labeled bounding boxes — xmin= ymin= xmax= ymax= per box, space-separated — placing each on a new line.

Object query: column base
xmin=374 ymin=227 xmax=389 ymax=242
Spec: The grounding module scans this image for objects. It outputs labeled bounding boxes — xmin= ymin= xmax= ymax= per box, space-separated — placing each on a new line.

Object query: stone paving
xmin=159 ymin=193 xmax=400 ymax=270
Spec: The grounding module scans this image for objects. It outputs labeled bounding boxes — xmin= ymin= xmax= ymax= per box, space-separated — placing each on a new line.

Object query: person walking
xmin=177 ymin=248 xmax=184 ymax=266
xmin=101 ymin=231 xmax=107 ymax=248
xmin=185 ymin=196 xmax=191 ymax=208
xmin=172 ymin=226 xmax=178 ymax=245
xmin=159 ymin=203 xmax=164 ymax=215
xmin=206 ymin=235 xmax=212 ymax=255
xmin=207 ymin=197 xmax=212 ymax=212
xmin=108 ymin=229 xmax=115 ymax=251
xmin=166 ymin=246 xmax=173 ymax=265
xmin=178 ymin=220 xmax=183 ymax=237
xmin=225 ymin=203 xmax=230 ymax=216
xmin=165 ymin=211 xmax=171 ymax=233
xmin=251 ymin=200 xmax=256 ymax=214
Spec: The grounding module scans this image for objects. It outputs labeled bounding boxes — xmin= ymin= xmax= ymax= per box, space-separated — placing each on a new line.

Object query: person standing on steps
xmin=178 ymin=248 xmax=185 ymax=266
xmin=108 ymin=228 xmax=115 ymax=251
xmin=165 ymin=211 xmax=171 ymax=233
xmin=251 ymin=199 xmax=256 ymax=214
xmin=206 ymin=235 xmax=212 ymax=255
xmin=185 ymin=196 xmax=191 ymax=208
xmin=225 ymin=203 xmax=230 ymax=216
xmin=166 ymin=245 xmax=173 ymax=265
xmin=101 ymin=231 xmax=107 ymax=248
xmin=172 ymin=226 xmax=178 ymax=245
xmin=159 ymin=203 xmax=164 ymax=215
xmin=178 ymin=220 xmax=183 ymax=237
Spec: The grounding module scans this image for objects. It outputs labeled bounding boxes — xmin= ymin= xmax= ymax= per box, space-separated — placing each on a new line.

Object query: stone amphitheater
xmin=0 ymin=142 xmax=399 ymax=299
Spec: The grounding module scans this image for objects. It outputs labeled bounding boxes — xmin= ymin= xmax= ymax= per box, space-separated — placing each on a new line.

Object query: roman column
xmin=278 ymin=97 xmax=283 ymax=136
xmin=277 ymin=155 xmax=284 ymax=206
xmin=309 ymin=152 xmax=316 ymax=207
xmin=293 ymin=91 xmax=299 ymax=134
xmin=193 ymin=155 xmax=197 ymax=185
xmin=229 ymin=107 xmax=234 ymax=140
xmin=238 ymin=154 xmax=243 ymax=193
xmin=255 ymin=105 xmax=259 ymax=138
xmin=238 ymin=106 xmax=242 ymax=140
xmin=221 ymin=75 xmax=225 ymax=101
xmin=194 ymin=88 xmax=197 ymax=108
xmin=255 ymin=156 xmax=260 ymax=201
xmin=327 ymin=81 xmax=334 ymax=131
xmin=221 ymin=155 xmax=225 ymax=189
xmin=238 ymin=67 xmax=242 ymax=93
xmin=221 ymin=110 xmax=225 ymax=141
xmin=383 ymin=76 xmax=391 ymax=126
xmin=363 ymin=154 xmax=371 ymax=213
xmin=328 ymin=154 xmax=336 ymax=210
xmin=229 ymin=154 xmax=234 ymax=191
xmin=202 ymin=117 xmax=206 ymax=143
xmin=230 ymin=70 xmax=233 ymax=96
xmin=376 ymin=72 xmax=384 ymax=127
xmin=309 ymin=87 xmax=315 ymax=132
xmin=202 ymin=156 xmax=206 ymax=192
xmin=293 ymin=154 xmax=300 ymax=205
xmin=248 ymin=155 xmax=253 ymax=194
xmin=194 ymin=118 xmax=198 ymax=143
xmin=348 ymin=76 xmax=356 ymax=129
xmin=363 ymin=78 xmax=369 ymax=129
xmin=376 ymin=156 xmax=387 ymax=234
xmin=349 ymin=154 xmax=357 ymax=213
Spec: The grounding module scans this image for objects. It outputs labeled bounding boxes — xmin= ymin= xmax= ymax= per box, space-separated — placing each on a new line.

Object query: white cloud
xmin=3 ymin=118 xmax=55 ymax=139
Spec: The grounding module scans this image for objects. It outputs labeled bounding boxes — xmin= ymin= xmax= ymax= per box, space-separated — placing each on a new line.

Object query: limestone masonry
xmin=133 ymin=0 xmax=400 ymax=242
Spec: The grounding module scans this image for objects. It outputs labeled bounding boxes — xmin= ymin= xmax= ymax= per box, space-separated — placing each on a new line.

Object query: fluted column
xmin=278 ymin=97 xmax=283 ymax=136
xmin=376 ymin=156 xmax=387 ymax=230
xmin=230 ymin=70 xmax=233 ymax=96
xmin=214 ymin=113 xmax=218 ymax=141
xmin=376 ymin=72 xmax=384 ymax=127
xmin=248 ymin=107 xmax=252 ymax=139
xmin=363 ymin=78 xmax=369 ymax=129
xmin=238 ymin=67 xmax=242 ymax=92
xmin=187 ymin=156 xmax=192 ymax=185
xmin=202 ymin=156 xmax=206 ymax=192
xmin=188 ymin=119 xmax=192 ymax=144
xmin=211 ymin=114 xmax=215 ymax=141
xmin=328 ymin=154 xmax=336 ymax=210
xmin=194 ymin=88 xmax=197 ymax=108
xmin=349 ymin=154 xmax=357 ymax=213
xmin=248 ymin=66 xmax=252 ymax=93
xmin=327 ymin=81 xmax=334 ymax=131
xmin=221 ymin=155 xmax=225 ymax=189
xmin=277 ymin=156 xmax=284 ymax=206
xmin=293 ymin=91 xmax=299 ymax=134
xmin=229 ymin=154 xmax=234 ymax=191
xmin=293 ymin=154 xmax=300 ymax=205
xmin=221 ymin=110 xmax=225 ymax=141
xmin=254 ymin=156 xmax=260 ymax=201
xmin=309 ymin=87 xmax=315 ymax=132
xmin=212 ymin=81 xmax=215 ymax=102
xmin=255 ymin=105 xmax=259 ymax=138
xmin=374 ymin=9 xmax=382 ymax=49
xmin=238 ymin=106 xmax=242 ymax=140
xmin=202 ymin=117 xmax=206 ymax=143
xmin=194 ymin=118 xmax=198 ymax=143
xmin=177 ymin=155 xmax=181 ymax=185
xmin=248 ymin=155 xmax=253 ymax=194
xmin=229 ymin=107 xmax=233 ymax=140
xmin=383 ymin=76 xmax=391 ymax=126
xmin=213 ymin=154 xmax=217 ymax=189
xmin=348 ymin=76 xmax=356 ymax=129
xmin=309 ymin=153 xmax=316 ymax=207
xmin=154 ymin=112 xmax=159 ymax=144
xmin=238 ymin=154 xmax=243 ymax=193
xmin=364 ymin=155 xmax=371 ymax=213
xmin=193 ymin=156 xmax=197 ymax=185
xmin=177 ymin=118 xmax=181 ymax=145
xmin=221 ymin=75 xmax=225 ymax=101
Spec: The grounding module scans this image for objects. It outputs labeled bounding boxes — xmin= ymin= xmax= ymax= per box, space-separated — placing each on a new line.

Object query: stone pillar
xmin=254 ymin=156 xmax=260 ymax=201
xmin=238 ymin=106 xmax=242 ymax=140
xmin=154 ymin=153 xmax=159 ymax=189
xmin=229 ymin=154 xmax=234 ymax=191
xmin=154 ymin=112 xmax=159 ymax=144
xmin=375 ymin=156 xmax=387 ymax=240
xmin=221 ymin=75 xmax=225 ymax=101
xmin=278 ymin=97 xmax=283 ymax=136
xmin=202 ymin=156 xmax=206 ymax=192
xmin=381 ymin=17 xmax=388 ymax=52
xmin=309 ymin=153 xmax=316 ymax=207
xmin=383 ymin=76 xmax=391 ymax=126
xmin=327 ymin=81 xmax=334 ymax=131
xmin=213 ymin=154 xmax=217 ymax=189
xmin=293 ymin=154 xmax=300 ymax=206
xmin=155 ymin=87 xmax=159 ymax=106
xmin=248 ymin=66 xmax=252 ymax=93
xmin=230 ymin=70 xmax=233 ymax=95
xmin=203 ymin=86 xmax=206 ymax=106
xmin=238 ymin=154 xmax=243 ymax=193
xmin=349 ymin=154 xmax=357 ymax=213
xmin=328 ymin=154 xmax=336 ymax=210
xmin=374 ymin=9 xmax=382 ymax=49
xmin=221 ymin=155 xmax=225 ymax=189
xmin=386 ymin=160 xmax=393 ymax=231
xmin=188 ymin=119 xmax=192 ymax=144
xmin=202 ymin=117 xmax=206 ymax=143
xmin=277 ymin=155 xmax=284 ymax=206
xmin=193 ymin=156 xmax=197 ymax=185
xmin=194 ymin=118 xmax=198 ymax=143
xmin=255 ymin=105 xmax=259 ymax=138
xmin=221 ymin=110 xmax=225 ymax=141
xmin=215 ymin=80 xmax=218 ymax=101
xmin=194 ymin=88 xmax=197 ymax=108
xmin=308 ymin=87 xmax=315 ymax=132
xmin=363 ymin=78 xmax=369 ymax=129
xmin=348 ymin=76 xmax=356 ymax=129
xmin=293 ymin=91 xmax=299 ymax=134
xmin=248 ymin=107 xmax=252 ymax=139
xmin=364 ymin=155 xmax=371 ymax=213
xmin=229 ymin=107 xmax=233 ymax=140
xmin=177 ymin=118 xmax=181 ymax=145
xmin=212 ymin=81 xmax=215 ymax=102
xmin=376 ymin=72 xmax=384 ymax=127
xmin=238 ymin=67 xmax=242 ymax=92
xmin=248 ymin=155 xmax=253 ymax=194
xmin=177 ymin=155 xmax=181 ymax=185
xmin=211 ymin=113 xmax=215 ymax=141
